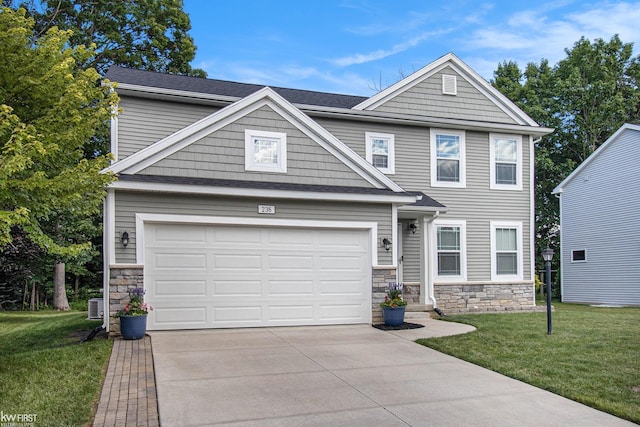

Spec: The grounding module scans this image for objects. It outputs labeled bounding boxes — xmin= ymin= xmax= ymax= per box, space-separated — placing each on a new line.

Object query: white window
xmin=245 ymin=130 xmax=287 ymax=173
xmin=430 ymin=129 xmax=466 ymax=188
xmin=490 ymin=221 xmax=523 ymax=281
xmin=490 ymin=134 xmax=522 ymax=190
xmin=365 ymin=132 xmax=394 ymax=174
xmin=432 ymin=220 xmax=467 ymax=281
xmin=572 ymin=249 xmax=587 ymax=262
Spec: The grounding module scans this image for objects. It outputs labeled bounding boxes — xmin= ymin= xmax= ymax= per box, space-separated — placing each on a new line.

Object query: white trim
xmin=103 ymin=190 xmax=115 ymax=330
xmin=134 ymin=213 xmax=380 ymax=267
xmin=432 ymin=219 xmax=467 ymax=282
xmin=365 ymin=132 xmax=395 ymax=174
xmin=110 ymin=179 xmax=416 ymax=204
xmin=244 ymin=129 xmax=287 ymax=173
xmin=529 ymin=136 xmax=535 ymax=284
xmin=353 ymin=53 xmax=539 ymax=127
xmin=105 ymin=86 xmax=404 ymax=192
xmin=554 ymin=123 xmax=640 ymax=193
xmin=490 ymin=221 xmax=524 ymax=281
xmin=110 ymin=113 xmax=118 ymax=163
xmin=490 ymin=133 xmax=523 ymax=191
xmin=392 ymin=204 xmax=398 ymax=281
xmin=430 ymin=128 xmax=466 ymax=188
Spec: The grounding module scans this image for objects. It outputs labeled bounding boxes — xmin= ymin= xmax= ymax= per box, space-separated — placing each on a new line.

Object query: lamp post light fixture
xmin=542 ymin=247 xmax=554 ymax=335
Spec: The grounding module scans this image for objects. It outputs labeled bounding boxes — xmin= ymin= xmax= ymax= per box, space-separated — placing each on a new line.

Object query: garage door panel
xmin=213 ymin=280 xmax=262 ymax=296
xmin=153 ymin=306 xmax=207 ymax=327
xmin=145 ymin=223 xmax=371 ymax=330
xmin=269 ymin=305 xmax=314 ymax=321
xmin=212 ymin=227 xmax=262 ymax=244
xmin=154 ymin=280 xmax=207 ymax=297
xmin=319 ymin=255 xmax=367 ymax=270
xmin=268 ymin=255 xmax=314 ymax=270
xmin=153 ymin=224 xmax=207 ymax=243
xmin=214 ymin=306 xmax=262 ymax=322
xmin=154 ymin=253 xmax=207 ymax=270
xmin=213 ymin=254 xmax=262 ymax=269
xmin=319 ymin=280 xmax=366 ymax=295
xmin=268 ymin=280 xmax=314 ymax=295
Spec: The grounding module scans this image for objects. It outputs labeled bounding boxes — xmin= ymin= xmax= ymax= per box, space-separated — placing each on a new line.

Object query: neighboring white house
xmin=553 ymin=123 xmax=640 ymax=306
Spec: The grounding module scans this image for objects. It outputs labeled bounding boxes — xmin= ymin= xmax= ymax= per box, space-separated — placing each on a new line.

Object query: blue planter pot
xmin=119 ymin=315 xmax=147 ymax=340
xmin=382 ymin=306 xmax=406 ymax=326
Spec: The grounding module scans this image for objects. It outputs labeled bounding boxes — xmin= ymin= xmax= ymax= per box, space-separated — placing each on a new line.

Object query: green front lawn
xmin=0 ymin=311 xmax=112 ymax=426
xmin=417 ymin=304 xmax=640 ymax=423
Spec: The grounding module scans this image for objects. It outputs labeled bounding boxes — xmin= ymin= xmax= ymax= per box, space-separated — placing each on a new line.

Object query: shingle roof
xmin=105 ymin=66 xmax=368 ymax=109
xmin=117 ymin=174 xmax=444 ymax=208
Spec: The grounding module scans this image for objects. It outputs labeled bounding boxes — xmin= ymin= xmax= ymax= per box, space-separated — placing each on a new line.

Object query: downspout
xmin=424 ymin=211 xmax=441 ymax=307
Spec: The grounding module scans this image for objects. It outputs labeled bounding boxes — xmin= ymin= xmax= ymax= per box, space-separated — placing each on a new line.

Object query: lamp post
xmin=542 ymin=247 xmax=554 ymax=335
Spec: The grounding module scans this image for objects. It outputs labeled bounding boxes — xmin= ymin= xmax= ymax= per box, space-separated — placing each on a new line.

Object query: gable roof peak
xmin=353 ymin=52 xmax=539 ymax=127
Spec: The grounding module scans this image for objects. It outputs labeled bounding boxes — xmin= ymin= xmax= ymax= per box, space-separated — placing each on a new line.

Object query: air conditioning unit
xmin=88 ymin=298 xmax=104 ymax=320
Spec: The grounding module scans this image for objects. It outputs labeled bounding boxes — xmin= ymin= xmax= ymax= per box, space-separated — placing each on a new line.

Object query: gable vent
xmin=442 ymin=74 xmax=457 ymax=95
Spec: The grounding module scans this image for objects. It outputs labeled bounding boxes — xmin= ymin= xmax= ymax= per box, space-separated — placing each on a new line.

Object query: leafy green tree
xmin=4 ymin=0 xmax=206 ymax=77
xmin=0 ymin=7 xmax=118 ymax=308
xmin=492 ymin=35 xmax=640 ymax=279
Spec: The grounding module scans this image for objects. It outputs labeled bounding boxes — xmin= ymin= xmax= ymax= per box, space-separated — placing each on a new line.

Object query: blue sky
xmin=183 ymin=1 xmax=640 ymax=96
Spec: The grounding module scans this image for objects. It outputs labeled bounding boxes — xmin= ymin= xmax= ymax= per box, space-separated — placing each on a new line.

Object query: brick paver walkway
xmin=93 ymin=336 xmax=159 ymax=427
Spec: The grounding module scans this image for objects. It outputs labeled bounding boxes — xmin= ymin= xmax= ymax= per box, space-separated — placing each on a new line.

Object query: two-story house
xmin=103 ymin=53 xmax=552 ymax=333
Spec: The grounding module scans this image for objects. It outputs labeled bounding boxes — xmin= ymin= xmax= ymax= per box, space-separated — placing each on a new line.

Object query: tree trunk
xmin=74 ymin=275 xmax=80 ymax=299
xmin=53 ymin=262 xmax=70 ymax=311
xmin=30 ymin=282 xmax=36 ymax=311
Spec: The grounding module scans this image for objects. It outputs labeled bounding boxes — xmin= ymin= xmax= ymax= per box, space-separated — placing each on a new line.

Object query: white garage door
xmin=144 ymin=222 xmax=372 ymax=330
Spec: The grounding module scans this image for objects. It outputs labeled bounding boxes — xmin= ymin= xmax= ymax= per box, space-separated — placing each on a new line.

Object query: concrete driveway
xmin=149 ymin=321 xmax=633 ymax=426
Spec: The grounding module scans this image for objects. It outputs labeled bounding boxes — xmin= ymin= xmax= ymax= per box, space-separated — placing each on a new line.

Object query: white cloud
xmin=332 ymin=29 xmax=453 ymax=67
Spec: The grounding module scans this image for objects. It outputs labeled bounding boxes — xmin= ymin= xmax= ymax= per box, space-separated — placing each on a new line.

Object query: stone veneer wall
xmin=109 ymin=265 xmax=144 ymax=336
xmin=371 ymin=266 xmax=397 ymax=324
xmin=434 ymin=282 xmax=541 ymax=314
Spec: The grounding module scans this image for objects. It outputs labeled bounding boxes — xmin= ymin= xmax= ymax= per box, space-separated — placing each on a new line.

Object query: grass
xmin=417 ymin=303 xmax=640 ymax=423
xmin=0 ymin=311 xmax=113 ymax=427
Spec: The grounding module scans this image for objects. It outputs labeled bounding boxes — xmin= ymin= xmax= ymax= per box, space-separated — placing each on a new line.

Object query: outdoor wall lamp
xmin=542 ymin=247 xmax=554 ymax=335
xmin=121 ymin=231 xmax=130 ymax=248
xmin=408 ymin=223 xmax=418 ymax=234
xmin=382 ymin=238 xmax=391 ymax=251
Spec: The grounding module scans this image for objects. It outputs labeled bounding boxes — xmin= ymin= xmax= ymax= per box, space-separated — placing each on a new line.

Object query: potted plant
xmin=380 ymin=282 xmax=407 ymax=326
xmin=114 ymin=288 xmax=153 ymax=340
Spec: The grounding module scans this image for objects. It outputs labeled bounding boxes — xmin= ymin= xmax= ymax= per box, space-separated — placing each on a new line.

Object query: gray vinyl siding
xmin=317 ymin=117 xmax=533 ymax=281
xmin=117 ymin=97 xmax=218 ymax=160
xmin=141 ymin=105 xmax=372 ymax=188
xmin=560 ymin=129 xmax=640 ymax=305
xmin=114 ymin=190 xmax=393 ymax=266
xmin=371 ymin=66 xmax=519 ymax=125
xmin=401 ymin=224 xmax=421 ymax=282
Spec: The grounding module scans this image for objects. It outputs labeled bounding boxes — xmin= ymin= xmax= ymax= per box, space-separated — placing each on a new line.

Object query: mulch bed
xmin=372 ymin=322 xmax=425 ymax=331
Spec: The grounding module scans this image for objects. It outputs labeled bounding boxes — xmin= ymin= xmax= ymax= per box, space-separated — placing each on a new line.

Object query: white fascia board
xmin=552 ymin=123 xmax=640 ymax=194
xmin=110 ymin=179 xmax=416 ymax=204
xmin=397 ymin=205 xmax=448 ymax=213
xmin=353 ymin=52 xmax=539 ymax=127
xmin=114 ymin=82 xmax=240 ymax=104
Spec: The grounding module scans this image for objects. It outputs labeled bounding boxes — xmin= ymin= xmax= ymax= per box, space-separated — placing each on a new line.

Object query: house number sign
xmin=258 ymin=204 xmax=276 ymax=214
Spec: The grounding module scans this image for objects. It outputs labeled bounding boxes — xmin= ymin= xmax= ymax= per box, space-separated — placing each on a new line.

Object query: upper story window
xmin=490 ymin=221 xmax=523 ymax=281
xmin=245 ymin=129 xmax=287 ymax=173
xmin=490 ymin=134 xmax=522 ymax=191
xmin=430 ymin=129 xmax=466 ymax=188
xmin=433 ymin=220 xmax=467 ymax=281
xmin=365 ymin=132 xmax=394 ymax=174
